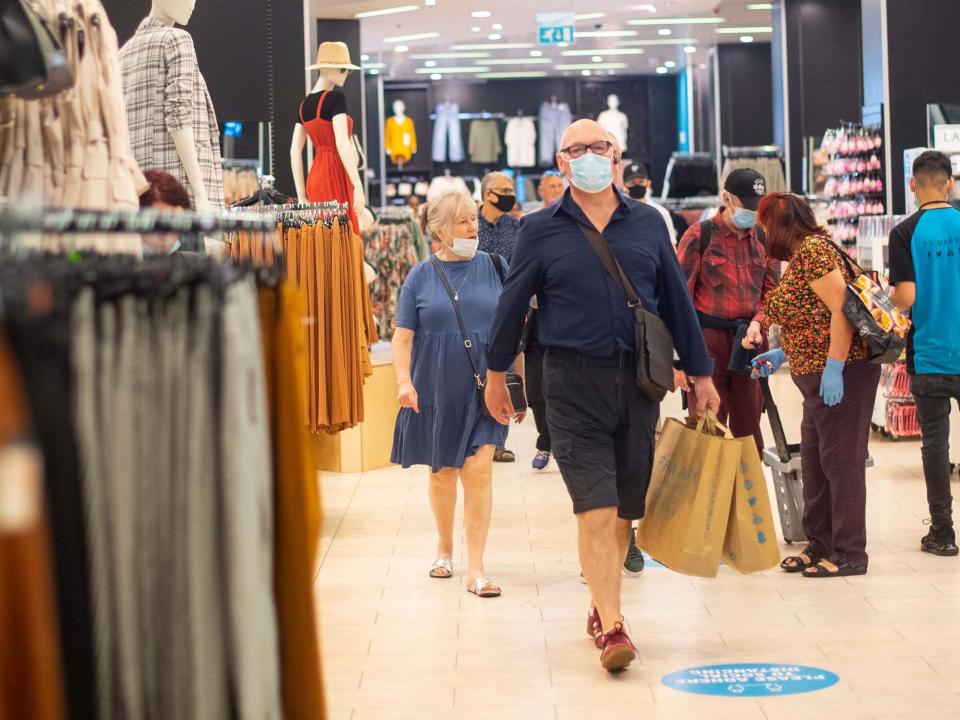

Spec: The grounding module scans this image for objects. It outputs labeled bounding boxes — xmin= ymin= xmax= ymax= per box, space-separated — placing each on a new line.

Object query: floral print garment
xmin=765 ymin=235 xmax=867 ymax=376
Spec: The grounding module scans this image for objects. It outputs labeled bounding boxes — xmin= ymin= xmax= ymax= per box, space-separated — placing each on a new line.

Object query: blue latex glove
xmin=820 ymin=358 xmax=845 ymax=407
xmin=751 ymin=348 xmax=786 ymax=378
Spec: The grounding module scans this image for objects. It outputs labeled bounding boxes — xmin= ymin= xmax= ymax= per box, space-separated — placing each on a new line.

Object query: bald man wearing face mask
xmin=485 ymin=119 xmax=719 ymax=673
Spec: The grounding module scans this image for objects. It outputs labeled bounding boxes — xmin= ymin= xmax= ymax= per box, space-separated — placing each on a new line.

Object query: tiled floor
xmin=315 ymin=373 xmax=960 ymax=720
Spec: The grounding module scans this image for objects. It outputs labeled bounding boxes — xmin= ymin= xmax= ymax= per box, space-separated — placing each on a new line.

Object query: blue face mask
xmin=732 ymin=207 xmax=757 ymax=229
xmin=567 ymin=153 xmax=613 ymax=194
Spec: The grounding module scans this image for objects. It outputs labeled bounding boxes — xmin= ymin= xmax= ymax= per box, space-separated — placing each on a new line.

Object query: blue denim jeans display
xmin=538 ymin=101 xmax=572 ymax=166
xmin=909 ymin=373 xmax=960 ymax=532
xmin=431 ymin=102 xmax=464 ymax=163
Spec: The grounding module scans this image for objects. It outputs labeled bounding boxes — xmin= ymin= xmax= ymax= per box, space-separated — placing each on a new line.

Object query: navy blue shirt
xmin=487 ymin=187 xmax=714 ymax=376
xmin=478 ymin=212 xmax=520 ymax=262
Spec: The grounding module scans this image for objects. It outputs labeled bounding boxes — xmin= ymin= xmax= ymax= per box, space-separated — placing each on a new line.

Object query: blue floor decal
xmin=662 ymin=663 xmax=839 ymax=697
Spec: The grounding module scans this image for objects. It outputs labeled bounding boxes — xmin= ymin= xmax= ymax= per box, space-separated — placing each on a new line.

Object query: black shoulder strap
xmin=429 ymin=256 xmax=485 ymax=388
xmin=576 ymin=222 xmax=642 ymax=309
xmin=489 ymin=253 xmax=506 ymax=284
xmin=698 ymin=219 xmax=715 ymax=255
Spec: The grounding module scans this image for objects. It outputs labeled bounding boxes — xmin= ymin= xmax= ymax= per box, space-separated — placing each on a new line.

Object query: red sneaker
xmin=586 ymin=607 xmax=601 ymax=641
xmin=599 ymin=622 xmax=637 ymax=672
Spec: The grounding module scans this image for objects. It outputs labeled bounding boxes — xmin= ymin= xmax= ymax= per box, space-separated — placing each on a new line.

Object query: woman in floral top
xmin=752 ymin=193 xmax=881 ymax=577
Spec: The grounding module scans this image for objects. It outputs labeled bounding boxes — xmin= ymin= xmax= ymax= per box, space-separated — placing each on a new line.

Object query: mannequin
xmin=385 ymin=99 xmax=417 ymax=167
xmin=597 ymin=94 xmax=629 ymax=152
xmin=290 ymin=41 xmax=365 ymax=232
xmin=119 ymin=0 xmax=224 ymax=211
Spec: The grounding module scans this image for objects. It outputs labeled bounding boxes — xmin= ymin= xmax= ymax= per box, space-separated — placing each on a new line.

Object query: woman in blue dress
xmin=391 ymin=191 xmax=524 ymax=598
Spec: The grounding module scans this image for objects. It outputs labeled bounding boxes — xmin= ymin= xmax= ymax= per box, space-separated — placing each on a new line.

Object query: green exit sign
xmin=536 ymin=12 xmax=576 ymax=46
xmin=538 ymin=24 xmax=575 ymax=45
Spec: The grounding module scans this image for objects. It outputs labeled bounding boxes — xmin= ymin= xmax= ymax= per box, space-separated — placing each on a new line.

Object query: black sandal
xmin=802 ymin=560 xmax=867 ymax=578
xmin=780 ymin=547 xmax=820 ymax=574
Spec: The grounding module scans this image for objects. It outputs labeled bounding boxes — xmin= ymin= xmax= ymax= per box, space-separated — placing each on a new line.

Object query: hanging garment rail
xmin=722 ymin=144 xmax=783 ymax=159
xmin=429 ymin=111 xmax=507 ymax=120
xmin=0 ymin=207 xmax=278 ymax=235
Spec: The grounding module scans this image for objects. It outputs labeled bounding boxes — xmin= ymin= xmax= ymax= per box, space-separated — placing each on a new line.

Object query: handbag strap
xmin=576 ymin=222 xmax=643 ymax=310
xmin=430 ymin=255 xmax=485 ymax=389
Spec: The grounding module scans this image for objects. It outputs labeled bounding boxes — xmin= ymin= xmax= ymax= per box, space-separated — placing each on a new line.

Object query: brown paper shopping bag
xmin=721 ymin=438 xmax=782 ymax=573
xmin=637 ymin=412 xmax=740 ymax=578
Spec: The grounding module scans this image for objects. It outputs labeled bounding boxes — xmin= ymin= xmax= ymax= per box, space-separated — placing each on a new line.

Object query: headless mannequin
xmin=598 ymin=94 xmax=628 ymax=152
xmin=386 ymin=99 xmax=415 ymax=169
xmin=290 ymin=69 xmax=365 ymax=212
xmin=148 ymin=0 xmax=211 ymax=212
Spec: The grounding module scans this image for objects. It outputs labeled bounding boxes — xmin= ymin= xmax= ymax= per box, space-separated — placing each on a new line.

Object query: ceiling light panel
xmin=383 ymin=32 xmax=439 ymax=43
xmin=715 ymin=26 xmax=773 ymax=33
xmin=555 ymin=62 xmax=629 ymax=70
xmin=616 ymin=38 xmax=696 ymax=46
xmin=354 ymin=4 xmax=419 ymax=18
xmin=747 ymin=3 xmax=774 ymax=9
xmin=560 ymin=48 xmax=646 ymax=56
xmin=479 ymin=58 xmax=553 ymax=65
xmin=573 ymin=12 xmax=606 ymax=20
xmin=411 ymin=52 xmax=490 ymax=58
xmin=627 ymin=17 xmax=725 ymax=25
xmin=471 ymin=10 xmax=491 ymax=17
xmin=414 ymin=66 xmax=491 ymax=73
xmin=452 ymin=43 xmax=534 ymax=50
xmin=478 ymin=71 xmax=548 ymax=79
xmin=364 ymin=63 xmax=387 ymax=69
xmin=576 ymin=30 xmax=638 ymax=38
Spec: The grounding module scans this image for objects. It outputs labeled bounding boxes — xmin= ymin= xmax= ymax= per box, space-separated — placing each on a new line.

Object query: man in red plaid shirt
xmin=677 ymin=169 xmax=780 ymax=452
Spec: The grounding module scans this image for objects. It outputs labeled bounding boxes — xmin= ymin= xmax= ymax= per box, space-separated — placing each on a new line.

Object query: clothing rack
xmin=429 ymin=111 xmax=507 ymax=120
xmin=0 ymin=207 xmax=278 ymax=235
xmin=722 ymin=145 xmax=783 ymax=159
xmin=221 ymin=158 xmax=263 ymax=169
xmin=232 ymin=201 xmax=351 ymax=225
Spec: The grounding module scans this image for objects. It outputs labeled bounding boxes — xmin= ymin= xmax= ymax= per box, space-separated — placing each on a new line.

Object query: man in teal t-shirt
xmin=890 ymin=150 xmax=960 ymax=557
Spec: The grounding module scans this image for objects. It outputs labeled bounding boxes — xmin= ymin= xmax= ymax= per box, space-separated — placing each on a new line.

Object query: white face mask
xmin=449 ymin=237 xmax=479 ymax=258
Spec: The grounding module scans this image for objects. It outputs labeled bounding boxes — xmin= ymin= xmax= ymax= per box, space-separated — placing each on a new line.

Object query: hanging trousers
xmin=792 ymin=361 xmax=881 ymax=568
xmin=5 ymin=284 xmax=99 ymax=720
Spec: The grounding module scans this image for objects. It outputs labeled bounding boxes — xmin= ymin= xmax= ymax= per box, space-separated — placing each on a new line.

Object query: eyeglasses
xmin=489 ymin=188 xmax=515 ymax=195
xmin=339 ymin=68 xmax=354 ymax=76
xmin=542 ymin=170 xmax=563 ymax=177
xmin=558 ymin=141 xmax=614 ymax=159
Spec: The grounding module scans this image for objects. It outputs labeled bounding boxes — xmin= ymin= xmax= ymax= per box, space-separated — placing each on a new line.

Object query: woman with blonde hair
xmin=391 ymin=190 xmax=524 ymax=598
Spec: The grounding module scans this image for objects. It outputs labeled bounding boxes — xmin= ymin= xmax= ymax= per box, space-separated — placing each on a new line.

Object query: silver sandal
xmin=466 ymin=577 xmax=501 ymax=598
xmin=428 ymin=558 xmax=453 ymax=579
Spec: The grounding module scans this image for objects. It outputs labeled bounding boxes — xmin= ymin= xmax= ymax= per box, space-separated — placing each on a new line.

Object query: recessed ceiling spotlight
xmin=492 ymin=23 xmax=503 ymax=30
xmin=395 ymin=45 xmax=409 ymax=52
xmin=369 ymin=69 xmax=380 ymax=75
xmin=424 ymin=60 xmax=437 ymax=67
xmin=698 ymin=63 xmax=707 ymax=69
xmin=354 ymin=4 xmax=419 ymax=18
xmin=530 ymin=49 xmax=543 ymax=57
xmin=658 ymin=28 xmax=672 ymax=36
xmin=430 ymin=73 xmax=442 ymax=79
xmin=665 ymin=60 xmax=676 ymax=67
xmin=592 ymin=55 xmax=603 ymax=62
xmin=581 ymin=69 xmax=592 ymax=76
xmin=424 ymin=0 xmax=436 ymax=5
xmin=683 ymin=45 xmax=697 ymax=54
xmin=471 ymin=10 xmax=491 ymax=18
xmin=740 ymin=35 xmax=755 ymax=43
xmin=557 ymin=42 xmax=568 ymax=47
xmin=656 ymin=66 xmax=668 ymax=74
xmin=471 ymin=26 xmax=481 ymax=32
xmin=488 ymin=33 xmax=501 ymax=40
xmin=360 ymin=54 xmax=370 ymax=61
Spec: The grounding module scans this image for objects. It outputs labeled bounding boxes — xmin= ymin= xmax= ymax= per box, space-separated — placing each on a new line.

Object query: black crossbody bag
xmin=577 ymin=223 xmax=676 ymax=402
xmin=430 ymin=254 xmax=527 ymax=416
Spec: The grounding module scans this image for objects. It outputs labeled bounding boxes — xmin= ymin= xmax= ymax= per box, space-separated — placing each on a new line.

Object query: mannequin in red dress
xmin=290 ymin=42 xmax=365 ymax=234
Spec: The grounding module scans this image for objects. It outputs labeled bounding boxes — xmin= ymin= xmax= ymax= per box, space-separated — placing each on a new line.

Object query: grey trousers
xmin=219 ymin=277 xmax=283 ymax=719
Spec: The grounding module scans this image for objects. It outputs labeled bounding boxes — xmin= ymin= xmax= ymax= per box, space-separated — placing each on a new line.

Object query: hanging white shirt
xmin=648 ymin=199 xmax=677 ymax=244
xmin=504 ymin=117 xmax=537 ymax=168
